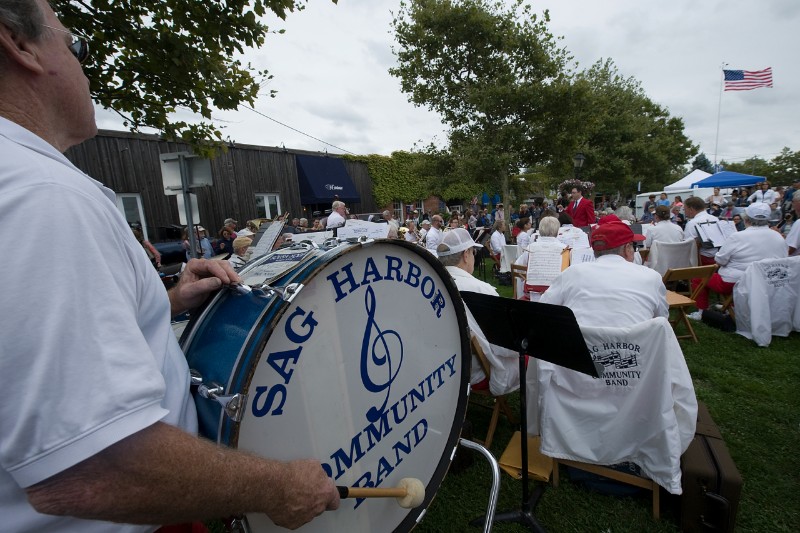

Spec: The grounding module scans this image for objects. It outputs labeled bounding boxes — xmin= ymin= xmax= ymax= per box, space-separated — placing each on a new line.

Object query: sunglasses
xmin=42 ymin=24 xmax=90 ymax=63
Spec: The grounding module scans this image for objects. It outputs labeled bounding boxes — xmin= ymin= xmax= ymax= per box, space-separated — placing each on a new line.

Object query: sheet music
xmin=718 ymin=220 xmax=737 ymax=240
xmin=292 ymin=230 xmax=334 ymax=246
xmin=570 ymin=246 xmax=596 ymax=265
xmin=695 ymin=221 xmax=727 ymax=248
xmin=336 ymin=219 xmax=390 ymax=240
xmin=251 ymin=221 xmax=285 ymax=260
xmin=526 ymin=243 xmax=567 ymax=286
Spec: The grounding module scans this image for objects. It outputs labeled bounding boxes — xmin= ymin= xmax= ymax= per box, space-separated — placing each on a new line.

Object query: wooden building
xmin=64 ymin=130 xmax=378 ymax=241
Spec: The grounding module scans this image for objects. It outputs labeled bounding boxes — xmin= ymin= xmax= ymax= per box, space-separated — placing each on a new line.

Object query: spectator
xmin=732 ymin=214 xmax=745 ymax=231
xmin=656 ymin=192 xmax=671 ymax=207
xmin=132 ymin=227 xmax=161 ymax=269
xmin=748 ymin=181 xmax=777 ymax=205
xmin=216 ymin=227 xmax=235 ymax=255
xmin=614 ymin=205 xmax=636 ymax=224
xmin=705 ymin=188 xmax=724 ymax=206
xmin=325 ymin=201 xmax=347 ymax=229
xmin=223 ymin=217 xmax=238 ymax=237
xmin=643 ymin=194 xmax=657 ymax=213
xmin=639 ymin=204 xmax=656 ymax=224
xmin=227 ymin=236 xmax=253 ymax=270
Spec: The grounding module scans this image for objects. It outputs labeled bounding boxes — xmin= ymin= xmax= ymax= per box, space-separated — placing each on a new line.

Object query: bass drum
xmin=181 ymin=239 xmax=470 ymax=532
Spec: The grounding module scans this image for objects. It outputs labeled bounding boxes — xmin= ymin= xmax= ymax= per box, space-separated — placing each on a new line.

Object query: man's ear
xmin=0 ymin=23 xmax=45 ymax=74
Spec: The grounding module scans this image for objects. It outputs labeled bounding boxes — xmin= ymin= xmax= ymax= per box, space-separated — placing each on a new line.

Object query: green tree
xmin=768 ymin=147 xmax=800 ymax=183
xmin=721 ymin=156 xmax=771 ymax=179
xmin=390 ymin=0 xmax=571 ymax=217
xmin=54 ymin=0 xmax=336 ymax=155
xmin=692 ymin=153 xmax=714 ymax=173
xmin=569 ymin=59 xmax=697 ymax=195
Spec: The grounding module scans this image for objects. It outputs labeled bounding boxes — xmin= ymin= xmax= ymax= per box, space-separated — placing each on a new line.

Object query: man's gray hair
xmin=614 ymin=206 xmax=636 ymax=223
xmin=538 ymin=216 xmax=560 ymax=238
xmin=438 ymin=251 xmax=463 ymax=268
xmin=744 ymin=215 xmax=770 ymax=227
xmin=332 ymin=200 xmax=345 ymax=210
xmin=0 ymin=0 xmax=44 ymax=71
xmin=594 ymin=244 xmax=627 ymax=258
xmin=0 ymin=0 xmax=44 ymax=39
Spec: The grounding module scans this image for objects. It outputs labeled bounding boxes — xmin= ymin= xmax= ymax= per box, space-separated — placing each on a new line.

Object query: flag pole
xmin=712 ymin=62 xmax=727 ymax=170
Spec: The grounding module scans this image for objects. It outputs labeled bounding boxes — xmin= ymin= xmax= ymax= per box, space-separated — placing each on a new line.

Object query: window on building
xmin=116 ymin=193 xmax=149 ymax=239
xmin=393 ymin=201 xmax=403 ymax=222
xmin=255 ymin=193 xmax=282 ymax=219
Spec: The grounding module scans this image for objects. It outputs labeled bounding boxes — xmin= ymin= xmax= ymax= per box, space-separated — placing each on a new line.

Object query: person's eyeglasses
xmin=42 ymin=24 xmax=90 ymax=63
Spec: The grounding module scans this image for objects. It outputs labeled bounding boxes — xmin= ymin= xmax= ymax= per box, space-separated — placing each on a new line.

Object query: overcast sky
xmin=96 ymin=0 xmax=799 ymax=167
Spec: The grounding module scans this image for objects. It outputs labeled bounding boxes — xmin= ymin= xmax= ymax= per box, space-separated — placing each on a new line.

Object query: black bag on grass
xmin=700 ymin=310 xmax=736 ymax=332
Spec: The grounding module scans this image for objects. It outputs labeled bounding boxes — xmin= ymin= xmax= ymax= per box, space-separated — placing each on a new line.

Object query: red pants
xmin=693 ymin=272 xmax=735 ymax=310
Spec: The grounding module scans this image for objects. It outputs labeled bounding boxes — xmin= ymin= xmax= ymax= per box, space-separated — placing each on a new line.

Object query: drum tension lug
xmin=257 ymin=282 xmax=303 ymax=303
xmin=190 ymin=369 xmax=247 ymax=423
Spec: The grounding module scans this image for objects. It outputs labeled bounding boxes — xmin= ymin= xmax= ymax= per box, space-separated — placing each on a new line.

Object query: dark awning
xmin=295 ymin=155 xmax=360 ymax=205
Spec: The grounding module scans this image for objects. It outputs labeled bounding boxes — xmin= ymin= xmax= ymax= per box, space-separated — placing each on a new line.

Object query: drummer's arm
xmin=25 ymin=422 xmax=339 ymax=529
xmin=168 ymin=258 xmax=240 ymax=318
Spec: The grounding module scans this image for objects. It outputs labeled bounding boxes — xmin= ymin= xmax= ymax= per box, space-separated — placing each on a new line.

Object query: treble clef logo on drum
xmin=360 ymin=285 xmax=403 ymax=423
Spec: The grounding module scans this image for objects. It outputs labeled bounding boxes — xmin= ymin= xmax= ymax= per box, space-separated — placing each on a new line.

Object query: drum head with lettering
xmin=233 ymin=240 xmax=469 ymax=531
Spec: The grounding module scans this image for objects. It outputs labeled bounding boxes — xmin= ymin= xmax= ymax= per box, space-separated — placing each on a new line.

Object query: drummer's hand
xmin=267 ymin=460 xmax=339 ymax=530
xmin=169 ymin=259 xmax=240 ymax=316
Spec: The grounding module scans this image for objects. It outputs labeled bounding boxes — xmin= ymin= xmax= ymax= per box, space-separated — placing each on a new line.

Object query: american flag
xmin=723 ymin=68 xmax=773 ymax=91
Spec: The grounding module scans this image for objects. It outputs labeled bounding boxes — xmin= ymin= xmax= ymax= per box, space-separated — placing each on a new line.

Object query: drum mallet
xmin=337 ymin=478 xmax=425 ymax=508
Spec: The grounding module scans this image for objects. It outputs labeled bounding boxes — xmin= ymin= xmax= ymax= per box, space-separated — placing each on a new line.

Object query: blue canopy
xmin=295 ymin=155 xmax=360 ymax=204
xmin=691 ymin=171 xmax=766 ymax=188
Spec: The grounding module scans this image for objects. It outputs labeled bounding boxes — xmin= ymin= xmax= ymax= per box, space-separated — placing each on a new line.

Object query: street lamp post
xmin=573 ymin=152 xmax=585 ymax=180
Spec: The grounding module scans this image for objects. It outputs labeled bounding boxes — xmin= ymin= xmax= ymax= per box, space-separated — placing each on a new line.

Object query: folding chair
xmin=468 ymin=335 xmax=517 ymax=450
xmin=537 ymin=318 xmax=697 ymax=519
xmin=662 ymin=265 xmax=718 ymax=343
xmin=510 ymin=264 xmax=527 ymax=299
xmin=648 ymin=239 xmax=698 ymax=276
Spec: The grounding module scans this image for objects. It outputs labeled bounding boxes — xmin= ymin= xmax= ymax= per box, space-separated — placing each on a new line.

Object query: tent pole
xmin=713 ymin=62 xmax=727 ymax=170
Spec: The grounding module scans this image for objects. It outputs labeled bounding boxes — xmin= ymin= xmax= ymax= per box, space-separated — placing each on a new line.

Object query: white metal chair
xmin=648 ymin=239 xmax=698 ymax=276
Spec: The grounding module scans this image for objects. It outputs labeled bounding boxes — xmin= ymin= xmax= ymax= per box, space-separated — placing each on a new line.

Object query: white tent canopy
xmin=664 ymin=169 xmax=711 ymax=192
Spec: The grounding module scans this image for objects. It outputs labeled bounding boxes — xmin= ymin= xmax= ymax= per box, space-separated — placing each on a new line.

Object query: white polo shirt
xmin=715 ymin=225 xmax=788 ymax=283
xmin=0 ymin=117 xmax=195 ymax=532
xmin=645 ymin=220 xmax=684 ymax=248
xmin=683 ymin=211 xmax=720 ymax=259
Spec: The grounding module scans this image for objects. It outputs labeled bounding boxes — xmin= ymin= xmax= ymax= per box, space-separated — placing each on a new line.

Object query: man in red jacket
xmin=565 ymin=186 xmax=596 ymax=227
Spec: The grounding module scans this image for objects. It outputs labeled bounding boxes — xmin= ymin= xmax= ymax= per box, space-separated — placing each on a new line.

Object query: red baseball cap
xmin=590 ymin=220 xmax=645 ymax=251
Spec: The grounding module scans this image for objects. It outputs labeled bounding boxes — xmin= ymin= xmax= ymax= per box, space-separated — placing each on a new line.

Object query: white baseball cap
xmin=437 ymin=228 xmax=482 ymax=256
xmin=745 ymin=202 xmax=771 ymax=220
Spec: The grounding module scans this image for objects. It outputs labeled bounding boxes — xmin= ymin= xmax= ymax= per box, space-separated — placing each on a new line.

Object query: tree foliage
xmin=721 ymin=147 xmax=800 ymax=183
xmin=692 ymin=153 xmax=714 ymax=173
xmin=567 ymin=59 xmax=697 ymax=194
xmin=54 ymin=1 xmax=336 ymax=155
xmin=391 ymin=0 xmax=571 ymax=210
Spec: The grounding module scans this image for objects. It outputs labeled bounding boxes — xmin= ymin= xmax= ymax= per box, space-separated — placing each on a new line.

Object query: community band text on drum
xmin=321 ymin=353 xmax=458 ymax=507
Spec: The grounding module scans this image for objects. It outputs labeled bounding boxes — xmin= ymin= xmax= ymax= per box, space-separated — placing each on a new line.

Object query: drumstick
xmin=337 ymin=478 xmax=425 ymax=509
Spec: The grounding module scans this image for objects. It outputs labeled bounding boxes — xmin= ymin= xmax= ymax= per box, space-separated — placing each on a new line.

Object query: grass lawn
xmin=414 ymin=263 xmax=800 ymax=532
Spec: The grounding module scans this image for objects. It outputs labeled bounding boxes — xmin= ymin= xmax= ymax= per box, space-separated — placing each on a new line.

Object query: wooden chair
xmin=662 ymin=264 xmax=718 ymax=342
xmin=468 ymin=335 xmax=516 ymax=450
xmin=510 ymin=264 xmax=527 ymax=299
xmin=552 ymin=458 xmax=661 ymax=519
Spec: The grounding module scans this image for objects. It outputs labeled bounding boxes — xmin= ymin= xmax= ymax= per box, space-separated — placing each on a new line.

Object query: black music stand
xmin=460 ymin=291 xmax=602 ymax=533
